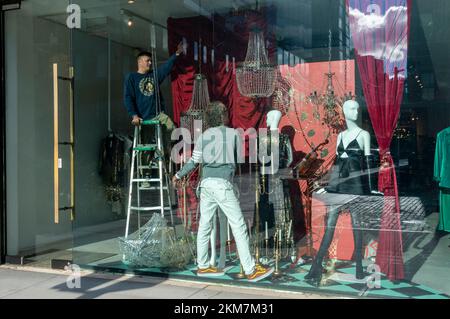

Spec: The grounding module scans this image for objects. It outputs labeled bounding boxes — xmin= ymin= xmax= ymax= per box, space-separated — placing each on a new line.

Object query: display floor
xmin=20 ymin=209 xmax=450 ymax=299
xmin=83 ymin=251 xmax=449 ymax=299
xmin=16 ymin=172 xmax=450 ymax=299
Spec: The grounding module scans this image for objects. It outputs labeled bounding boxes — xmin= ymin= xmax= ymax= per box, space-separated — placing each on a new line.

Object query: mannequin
xmin=263 ymin=110 xmax=293 ymax=171
xmin=255 ymin=110 xmax=293 ymax=243
xmin=305 ymin=100 xmax=370 ymax=286
xmin=325 ymin=100 xmax=372 ymax=194
xmin=267 ymin=109 xmax=282 ymax=130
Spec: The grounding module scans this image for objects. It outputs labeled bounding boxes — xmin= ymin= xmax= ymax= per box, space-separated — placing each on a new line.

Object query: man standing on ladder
xmin=172 ymin=101 xmax=274 ymax=282
xmin=123 ymin=42 xmax=184 ymax=165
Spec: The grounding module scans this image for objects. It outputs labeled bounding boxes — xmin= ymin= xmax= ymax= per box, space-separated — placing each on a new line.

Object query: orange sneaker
xmin=246 ymin=264 xmax=274 ymax=282
xmin=197 ymin=266 xmax=225 ymax=277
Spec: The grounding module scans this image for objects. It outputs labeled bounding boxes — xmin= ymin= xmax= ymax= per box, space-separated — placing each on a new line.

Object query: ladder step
xmin=141 ymin=120 xmax=160 ymax=125
xmin=133 ymin=144 xmax=158 ymax=151
xmin=132 ymin=178 xmax=163 ymax=183
xmin=130 ymin=206 xmax=172 ymax=211
xmin=138 ymin=187 xmax=169 ymax=191
xmin=137 ymin=165 xmax=160 ymax=170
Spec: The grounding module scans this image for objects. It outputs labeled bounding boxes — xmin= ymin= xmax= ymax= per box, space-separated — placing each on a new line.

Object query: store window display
xmin=265 ymin=110 xmax=293 ymax=170
xmin=325 ymin=100 xmax=372 ymax=195
xmin=305 ymin=100 xmax=372 ymax=286
xmin=257 ymin=110 xmax=293 ymax=239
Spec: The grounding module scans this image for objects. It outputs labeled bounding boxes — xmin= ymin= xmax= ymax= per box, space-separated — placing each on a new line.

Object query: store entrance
xmin=70 ymin=0 xmax=160 ymax=270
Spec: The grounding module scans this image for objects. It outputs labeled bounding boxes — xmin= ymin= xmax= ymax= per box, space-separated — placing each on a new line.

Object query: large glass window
xmin=4 ymin=0 xmax=450 ymax=299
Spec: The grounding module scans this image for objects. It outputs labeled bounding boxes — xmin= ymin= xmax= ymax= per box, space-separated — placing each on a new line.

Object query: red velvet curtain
xmin=347 ymin=0 xmax=411 ymax=280
xmin=167 ymin=9 xmax=276 ymax=131
xmin=167 ymin=9 xmax=276 ymax=230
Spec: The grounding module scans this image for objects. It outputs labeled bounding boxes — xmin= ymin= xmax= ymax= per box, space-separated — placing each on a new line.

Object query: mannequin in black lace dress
xmin=305 ymin=100 xmax=372 ymax=286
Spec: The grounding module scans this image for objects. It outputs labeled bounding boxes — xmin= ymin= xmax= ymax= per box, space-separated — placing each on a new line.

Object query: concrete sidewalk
xmin=0 ymin=265 xmax=341 ymax=299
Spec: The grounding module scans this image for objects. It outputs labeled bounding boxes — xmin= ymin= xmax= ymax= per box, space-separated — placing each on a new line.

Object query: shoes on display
xmin=247 ymin=264 xmax=274 ymax=282
xmin=304 ymin=264 xmax=324 ymax=287
xmin=197 ymin=266 xmax=225 ymax=277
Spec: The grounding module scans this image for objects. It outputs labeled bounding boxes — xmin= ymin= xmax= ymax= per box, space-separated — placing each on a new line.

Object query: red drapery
xmin=347 ymin=0 xmax=411 ymax=280
xmin=167 ymin=9 xmax=276 ymax=230
xmin=167 ymin=9 xmax=276 ymax=131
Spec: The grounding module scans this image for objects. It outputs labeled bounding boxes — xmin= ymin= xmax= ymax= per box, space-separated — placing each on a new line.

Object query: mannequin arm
xmin=285 ymin=138 xmax=293 ymax=168
xmin=336 ymin=133 xmax=342 ymax=155
xmin=366 ymin=155 xmax=383 ymax=195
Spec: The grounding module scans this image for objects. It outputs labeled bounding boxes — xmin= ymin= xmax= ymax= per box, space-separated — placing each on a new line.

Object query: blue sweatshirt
xmin=124 ymin=54 xmax=177 ymax=120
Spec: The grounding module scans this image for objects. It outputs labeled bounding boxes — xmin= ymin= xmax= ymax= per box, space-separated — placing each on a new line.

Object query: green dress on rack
xmin=434 ymin=127 xmax=450 ymax=232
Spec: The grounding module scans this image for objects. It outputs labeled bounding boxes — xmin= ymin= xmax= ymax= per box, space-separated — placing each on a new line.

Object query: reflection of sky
xmin=348 ymin=0 xmax=408 ymax=79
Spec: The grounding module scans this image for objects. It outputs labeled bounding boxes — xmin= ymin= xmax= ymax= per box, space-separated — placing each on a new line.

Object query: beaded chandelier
xmin=236 ymin=29 xmax=277 ymax=98
xmin=180 ymin=74 xmax=210 ymax=136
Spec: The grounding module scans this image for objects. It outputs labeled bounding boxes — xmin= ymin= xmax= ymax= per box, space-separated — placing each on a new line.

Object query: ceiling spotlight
xmin=415 ymin=75 xmax=419 ymax=79
xmin=127 ymin=18 xmax=134 ymax=27
xmin=128 ymin=0 xmax=135 ymax=3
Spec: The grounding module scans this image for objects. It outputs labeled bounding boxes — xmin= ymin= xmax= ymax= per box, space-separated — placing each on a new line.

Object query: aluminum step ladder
xmin=125 ymin=119 xmax=173 ymax=238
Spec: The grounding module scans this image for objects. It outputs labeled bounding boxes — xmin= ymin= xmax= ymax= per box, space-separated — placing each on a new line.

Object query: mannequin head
xmin=343 ymin=100 xmax=359 ymax=122
xmin=266 ymin=110 xmax=282 ymax=130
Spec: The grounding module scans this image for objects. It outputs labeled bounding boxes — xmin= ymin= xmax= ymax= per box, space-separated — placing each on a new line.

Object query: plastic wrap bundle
xmin=119 ymin=214 xmax=166 ymax=267
xmin=119 ymin=214 xmax=193 ymax=269
xmin=159 ymin=227 xmax=193 ymax=268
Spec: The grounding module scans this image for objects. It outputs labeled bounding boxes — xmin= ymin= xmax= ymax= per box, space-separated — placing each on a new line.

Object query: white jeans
xmin=197 ymin=178 xmax=255 ymax=275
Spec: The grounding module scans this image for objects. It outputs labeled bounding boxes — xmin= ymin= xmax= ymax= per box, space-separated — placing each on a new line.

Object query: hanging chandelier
xmin=307 ymin=30 xmax=352 ymax=133
xmin=180 ymin=73 xmax=210 ymax=136
xmin=236 ymin=29 xmax=277 ymax=98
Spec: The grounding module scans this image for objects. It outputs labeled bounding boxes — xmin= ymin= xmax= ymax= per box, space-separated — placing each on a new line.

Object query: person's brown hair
xmin=205 ymin=101 xmax=229 ymax=128
xmin=137 ymin=51 xmax=152 ymax=60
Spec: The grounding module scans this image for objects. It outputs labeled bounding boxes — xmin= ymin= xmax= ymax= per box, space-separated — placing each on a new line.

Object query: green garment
xmin=438 ymin=188 xmax=450 ymax=232
xmin=434 ymin=127 xmax=450 ymax=232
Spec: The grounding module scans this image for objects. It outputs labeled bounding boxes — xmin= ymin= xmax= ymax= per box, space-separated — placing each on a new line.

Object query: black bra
xmin=337 ymin=130 xmax=364 ymax=158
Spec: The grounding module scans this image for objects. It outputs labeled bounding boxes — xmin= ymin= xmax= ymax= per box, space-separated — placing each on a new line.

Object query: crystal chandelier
xmin=180 ymin=74 xmax=210 ymax=136
xmin=307 ymin=30 xmax=352 ymax=133
xmin=236 ymin=29 xmax=277 ymax=98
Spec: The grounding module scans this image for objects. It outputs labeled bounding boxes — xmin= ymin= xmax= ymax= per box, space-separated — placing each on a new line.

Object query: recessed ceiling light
xmin=128 ymin=0 xmax=135 ymax=3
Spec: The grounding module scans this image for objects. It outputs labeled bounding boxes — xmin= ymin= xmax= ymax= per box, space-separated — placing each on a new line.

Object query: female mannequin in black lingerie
xmin=305 ymin=100 xmax=371 ymax=286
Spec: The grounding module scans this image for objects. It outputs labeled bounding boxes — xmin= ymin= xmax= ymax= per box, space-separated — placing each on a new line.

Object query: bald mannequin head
xmin=266 ymin=110 xmax=282 ymax=130
xmin=339 ymin=99 xmax=371 ymax=157
xmin=343 ymin=100 xmax=359 ymax=122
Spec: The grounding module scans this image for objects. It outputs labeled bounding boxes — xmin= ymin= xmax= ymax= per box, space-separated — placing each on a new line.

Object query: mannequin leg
xmin=350 ymin=209 xmax=365 ymax=279
xmin=305 ymin=207 xmax=340 ymax=285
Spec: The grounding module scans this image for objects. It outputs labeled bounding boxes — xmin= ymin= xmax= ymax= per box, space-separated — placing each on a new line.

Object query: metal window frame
xmin=0 ymin=8 xmax=6 ymax=264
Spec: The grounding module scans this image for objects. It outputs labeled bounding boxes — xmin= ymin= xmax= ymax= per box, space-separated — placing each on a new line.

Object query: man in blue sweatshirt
xmin=124 ymin=43 xmax=183 ymax=160
xmin=172 ymin=101 xmax=274 ymax=282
